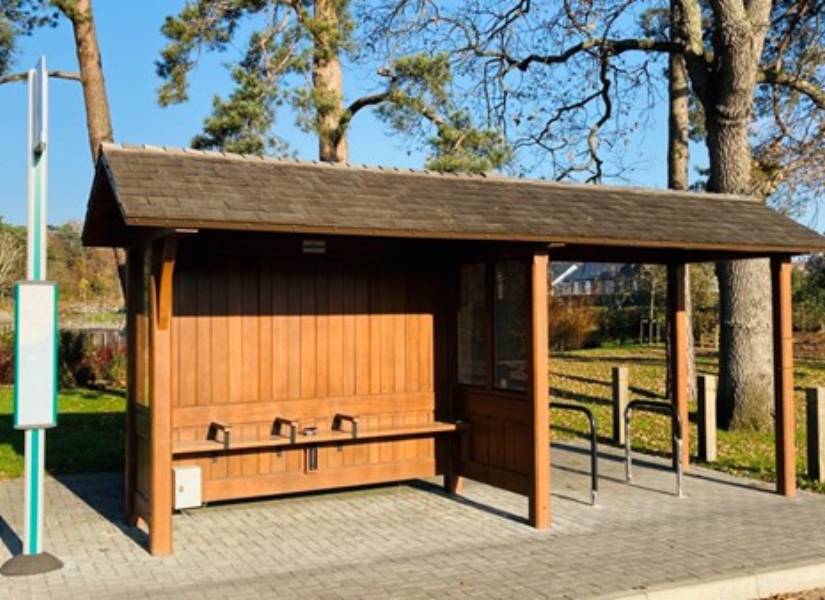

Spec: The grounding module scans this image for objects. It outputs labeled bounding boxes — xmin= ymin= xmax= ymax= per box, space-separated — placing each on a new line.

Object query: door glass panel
xmin=494 ymin=260 xmax=527 ymax=391
xmin=457 ymin=263 xmax=487 ymax=385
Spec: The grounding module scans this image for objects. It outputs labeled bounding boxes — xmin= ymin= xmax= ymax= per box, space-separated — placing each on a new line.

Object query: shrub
xmin=59 ymin=330 xmax=94 ymax=387
xmin=597 ymin=306 xmax=648 ymax=345
xmin=59 ymin=329 xmax=125 ymax=388
xmin=0 ymin=329 xmax=13 ymax=384
xmin=0 ymin=328 xmax=124 ymax=388
xmin=550 ymin=297 xmax=599 ymax=350
xmin=88 ymin=344 xmax=127 ymax=387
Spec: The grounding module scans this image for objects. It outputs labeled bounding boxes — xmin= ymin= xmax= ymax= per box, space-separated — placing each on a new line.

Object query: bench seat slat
xmin=173 ymin=421 xmax=463 ymax=455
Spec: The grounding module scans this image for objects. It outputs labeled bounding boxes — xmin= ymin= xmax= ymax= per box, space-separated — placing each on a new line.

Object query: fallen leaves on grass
xmin=550 ymin=345 xmax=825 ymax=493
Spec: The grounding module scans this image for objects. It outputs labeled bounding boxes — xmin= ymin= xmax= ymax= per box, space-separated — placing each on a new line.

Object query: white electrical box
xmin=173 ymin=465 xmax=202 ymax=510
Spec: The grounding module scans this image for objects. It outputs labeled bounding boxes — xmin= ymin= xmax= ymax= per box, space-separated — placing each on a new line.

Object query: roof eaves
xmin=119 ymin=214 xmax=822 ymax=254
xmin=97 ymin=152 xmax=131 ymax=227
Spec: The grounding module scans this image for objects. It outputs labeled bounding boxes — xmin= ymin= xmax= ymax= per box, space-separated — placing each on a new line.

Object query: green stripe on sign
xmin=28 ymin=429 xmax=41 ymax=554
xmin=13 ymin=283 xmax=20 ymax=428
xmin=53 ymin=285 xmax=59 ymax=423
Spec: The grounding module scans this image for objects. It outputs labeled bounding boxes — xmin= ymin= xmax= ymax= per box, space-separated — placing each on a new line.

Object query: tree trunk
xmin=63 ymin=0 xmax=113 ymax=162
xmin=704 ymin=4 xmax=774 ymax=431
xmin=61 ymin=0 xmax=125 ymax=300
xmin=667 ymin=28 xmax=696 ymax=405
xmin=314 ymin=0 xmax=347 ymax=163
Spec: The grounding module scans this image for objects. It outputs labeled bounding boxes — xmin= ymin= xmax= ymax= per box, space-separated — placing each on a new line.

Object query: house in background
xmin=551 ymin=263 xmax=635 ymax=297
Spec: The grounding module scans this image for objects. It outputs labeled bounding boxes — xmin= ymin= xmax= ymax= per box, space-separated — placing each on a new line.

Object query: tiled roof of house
xmin=82 ymin=143 xmax=825 ymax=255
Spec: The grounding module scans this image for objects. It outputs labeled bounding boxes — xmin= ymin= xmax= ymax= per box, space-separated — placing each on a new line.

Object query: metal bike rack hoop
xmin=623 ymin=400 xmax=683 ymax=498
xmin=550 ymin=401 xmax=599 ymax=506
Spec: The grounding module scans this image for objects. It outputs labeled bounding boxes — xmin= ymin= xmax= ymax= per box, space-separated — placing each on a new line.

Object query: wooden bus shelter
xmin=82 ymin=143 xmax=825 ymax=555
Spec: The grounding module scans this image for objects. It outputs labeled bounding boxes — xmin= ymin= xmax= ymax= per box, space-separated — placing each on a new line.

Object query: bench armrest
xmin=332 ymin=414 xmax=359 ymax=439
xmin=208 ymin=421 xmax=233 ymax=450
xmin=273 ymin=417 xmax=299 ymax=444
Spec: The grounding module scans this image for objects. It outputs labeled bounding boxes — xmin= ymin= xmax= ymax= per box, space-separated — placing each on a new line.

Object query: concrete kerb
xmin=590 ymin=558 xmax=825 ymax=600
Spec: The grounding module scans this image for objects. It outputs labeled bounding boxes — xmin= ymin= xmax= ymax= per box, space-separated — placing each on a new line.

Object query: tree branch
xmin=344 ymin=89 xmax=394 ymax=120
xmin=475 ymin=37 xmax=690 ymax=72
xmin=757 ymin=69 xmax=825 ymax=111
xmin=0 ymin=70 xmax=82 ymax=86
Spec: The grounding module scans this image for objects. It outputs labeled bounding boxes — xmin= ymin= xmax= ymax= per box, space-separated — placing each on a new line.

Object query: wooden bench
xmin=173 ymin=414 xmax=465 ymax=456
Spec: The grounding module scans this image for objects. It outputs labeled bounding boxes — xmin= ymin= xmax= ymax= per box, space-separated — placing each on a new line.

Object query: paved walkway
xmin=2 ymin=442 xmax=825 ymax=599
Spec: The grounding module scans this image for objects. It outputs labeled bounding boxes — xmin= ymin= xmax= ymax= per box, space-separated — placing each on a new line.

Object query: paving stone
xmin=2 ymin=441 xmax=825 ymax=599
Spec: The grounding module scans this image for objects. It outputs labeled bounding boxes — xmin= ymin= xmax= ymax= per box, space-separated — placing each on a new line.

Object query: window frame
xmin=454 ymin=256 xmax=532 ymax=397
xmin=492 ymin=259 xmax=529 ymax=393
xmin=455 ymin=262 xmax=490 ymax=388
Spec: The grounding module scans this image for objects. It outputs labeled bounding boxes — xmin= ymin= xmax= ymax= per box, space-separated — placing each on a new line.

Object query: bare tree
xmin=377 ymin=0 xmax=824 ymax=430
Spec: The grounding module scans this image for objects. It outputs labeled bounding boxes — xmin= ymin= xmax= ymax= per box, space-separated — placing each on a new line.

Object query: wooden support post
xmin=771 ymin=256 xmax=796 ymax=497
xmin=124 ymin=247 xmax=141 ymax=526
xmin=697 ymin=375 xmax=717 ymax=463
xmin=612 ymin=366 xmax=629 ymax=445
xmin=667 ymin=262 xmax=689 ymax=470
xmin=149 ymin=237 xmax=177 ymax=554
xmin=806 ymin=388 xmax=825 ymax=483
xmin=444 ymin=438 xmax=465 ymax=495
xmin=529 ymin=251 xmax=550 ymax=529
xmin=444 ymin=265 xmax=464 ymax=496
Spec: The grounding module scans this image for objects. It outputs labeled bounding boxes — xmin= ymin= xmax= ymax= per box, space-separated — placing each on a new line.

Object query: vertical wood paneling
xmin=300 ymin=267 xmax=317 ymax=398
xmin=316 ymin=266 xmax=330 ymax=398
xmin=369 ymin=272 xmax=382 ymax=394
xmin=380 ymin=277 xmax=394 ymax=394
xmin=174 ymin=261 xmax=441 ymax=405
xmin=420 ymin=311 xmax=434 ymax=392
xmin=170 ymin=254 xmax=447 ymax=499
xmin=211 ymin=266 xmax=229 ymax=406
xmin=259 ymin=267 xmax=273 ymax=402
xmin=393 ymin=275 xmax=406 ymax=394
xmin=272 ymin=267 xmax=289 ymax=399
xmin=405 ymin=307 xmax=420 ymax=394
xmin=328 ymin=269 xmax=345 ymax=397
xmin=287 ymin=267 xmax=302 ymax=399
xmin=342 ymin=272 xmax=356 ymax=396
xmin=196 ymin=270 xmax=212 ymax=406
xmin=355 ymin=269 xmax=370 ymax=396
xmin=178 ymin=274 xmax=197 ymax=407
xmin=228 ymin=263 xmax=243 ymax=403
xmin=241 ymin=266 xmax=260 ymax=402
xmin=257 ymin=424 xmax=271 ymax=474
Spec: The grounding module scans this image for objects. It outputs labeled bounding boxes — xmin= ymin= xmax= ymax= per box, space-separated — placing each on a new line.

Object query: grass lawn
xmin=551 ymin=345 xmax=825 ymax=493
xmin=0 ymin=387 xmax=124 ymax=479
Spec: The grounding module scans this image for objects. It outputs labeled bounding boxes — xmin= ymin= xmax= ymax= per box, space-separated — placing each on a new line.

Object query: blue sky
xmin=0 ymin=2 xmax=820 ymax=233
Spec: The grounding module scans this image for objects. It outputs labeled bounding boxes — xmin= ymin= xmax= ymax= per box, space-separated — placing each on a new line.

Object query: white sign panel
xmin=14 ymin=282 xmax=58 ymax=429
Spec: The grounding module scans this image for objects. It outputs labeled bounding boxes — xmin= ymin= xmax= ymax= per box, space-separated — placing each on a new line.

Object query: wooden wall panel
xmin=171 ymin=257 xmax=440 ymax=407
xmin=455 ymin=387 xmax=531 ymax=496
xmin=169 ymin=251 xmax=447 ymax=500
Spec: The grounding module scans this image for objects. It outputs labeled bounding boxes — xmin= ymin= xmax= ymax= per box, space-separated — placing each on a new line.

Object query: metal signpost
xmin=1 ymin=57 xmax=62 ymax=577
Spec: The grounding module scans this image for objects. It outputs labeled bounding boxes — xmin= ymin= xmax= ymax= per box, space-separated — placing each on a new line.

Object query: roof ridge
xmin=102 ymin=141 xmax=759 ymax=203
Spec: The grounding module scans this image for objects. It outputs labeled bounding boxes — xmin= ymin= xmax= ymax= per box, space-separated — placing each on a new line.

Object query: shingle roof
xmin=82 ymin=142 xmax=825 ymax=255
